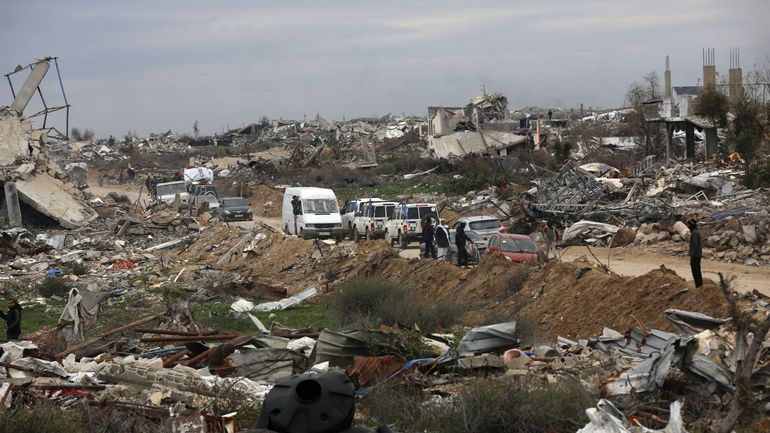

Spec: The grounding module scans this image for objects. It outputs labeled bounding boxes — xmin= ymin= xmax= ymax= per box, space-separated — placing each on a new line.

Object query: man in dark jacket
xmin=455 ymin=222 xmax=470 ymax=267
xmin=688 ymin=219 xmax=703 ymax=288
xmin=422 ymin=218 xmax=436 ymax=259
xmin=0 ymin=299 xmax=21 ymax=340
xmin=291 ymin=195 xmax=302 ymax=235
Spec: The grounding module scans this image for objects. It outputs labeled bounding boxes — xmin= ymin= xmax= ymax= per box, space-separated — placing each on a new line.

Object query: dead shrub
xmin=331 ymin=277 xmax=463 ymax=333
xmin=0 ymin=402 xmax=84 ymax=433
xmin=503 ymin=267 xmax=529 ymax=296
xmin=364 ymin=375 xmax=594 ymax=433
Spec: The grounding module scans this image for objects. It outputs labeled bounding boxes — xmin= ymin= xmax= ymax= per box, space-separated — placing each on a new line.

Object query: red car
xmin=486 ymin=234 xmax=541 ymax=264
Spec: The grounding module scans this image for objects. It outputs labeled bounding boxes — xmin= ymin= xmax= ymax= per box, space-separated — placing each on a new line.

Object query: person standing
xmin=542 ymin=221 xmax=559 ymax=259
xmin=688 ymin=219 xmax=703 ymax=288
xmin=291 ymin=195 xmax=302 ymax=235
xmin=422 ymin=218 xmax=436 ymax=259
xmin=435 ymin=219 xmax=450 ymax=260
xmin=0 ymin=299 xmax=22 ymax=340
xmin=455 ymin=222 xmax=470 ymax=267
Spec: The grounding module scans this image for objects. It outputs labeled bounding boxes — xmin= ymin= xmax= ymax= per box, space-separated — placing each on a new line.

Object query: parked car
xmin=446 ymin=229 xmax=486 ymax=265
xmin=282 ymin=187 xmax=346 ymax=241
xmin=218 ymin=197 xmax=253 ymax=222
xmin=453 ymin=215 xmax=505 ymax=243
xmin=385 ymin=203 xmax=439 ymax=248
xmin=486 ymin=234 xmax=540 ymax=264
xmin=340 ymin=197 xmax=384 ymax=239
xmin=350 ymin=201 xmax=398 ymax=241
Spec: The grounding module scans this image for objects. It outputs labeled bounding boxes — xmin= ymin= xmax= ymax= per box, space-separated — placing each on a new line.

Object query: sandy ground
xmin=86 ymin=182 xmax=145 ymax=204
xmin=559 ymin=246 xmax=770 ymax=296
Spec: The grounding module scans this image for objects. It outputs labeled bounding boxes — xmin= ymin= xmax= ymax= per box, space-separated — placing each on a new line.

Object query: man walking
xmin=435 ymin=219 xmax=450 ymax=260
xmin=688 ymin=219 xmax=703 ymax=287
xmin=291 ymin=195 xmax=302 ymax=235
xmin=0 ymin=299 xmax=22 ymax=340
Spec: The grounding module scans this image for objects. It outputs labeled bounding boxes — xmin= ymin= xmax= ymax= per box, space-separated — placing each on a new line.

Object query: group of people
xmin=420 ymin=218 xmax=474 ymax=267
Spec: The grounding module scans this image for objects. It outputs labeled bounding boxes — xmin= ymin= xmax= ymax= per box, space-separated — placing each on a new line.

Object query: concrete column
xmin=665 ymin=123 xmax=673 ymax=162
xmin=685 ymin=123 xmax=695 ymax=160
xmin=4 ymin=182 xmax=23 ymax=227
xmin=705 ymin=128 xmax=718 ymax=159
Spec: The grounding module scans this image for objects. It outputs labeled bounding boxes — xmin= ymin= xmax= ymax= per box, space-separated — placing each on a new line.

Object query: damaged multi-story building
xmin=1 ymin=57 xmax=96 ymax=229
xmin=427 ymin=92 xmax=528 ymax=158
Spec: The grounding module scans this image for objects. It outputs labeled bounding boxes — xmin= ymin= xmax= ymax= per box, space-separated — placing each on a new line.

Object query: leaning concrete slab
xmin=15 ymin=172 xmax=97 ymax=229
xmin=11 ymin=60 xmax=50 ymax=114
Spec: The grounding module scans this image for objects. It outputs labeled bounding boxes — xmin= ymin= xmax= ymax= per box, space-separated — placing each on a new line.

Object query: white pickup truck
xmin=350 ymin=201 xmax=397 ymax=241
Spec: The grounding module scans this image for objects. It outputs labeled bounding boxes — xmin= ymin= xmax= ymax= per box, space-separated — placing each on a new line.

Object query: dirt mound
xmin=352 ymin=251 xmax=528 ymax=308
xmin=499 ymin=261 xmax=731 ymax=339
xmin=244 ymin=182 xmax=283 ymax=218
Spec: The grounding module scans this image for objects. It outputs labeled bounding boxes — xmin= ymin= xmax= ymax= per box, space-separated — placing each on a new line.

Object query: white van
xmin=282 ymin=187 xmax=346 ymax=241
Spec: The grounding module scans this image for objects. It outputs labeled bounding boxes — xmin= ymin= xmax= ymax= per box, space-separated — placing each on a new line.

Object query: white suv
xmin=351 ymin=201 xmax=398 ymax=241
xmin=385 ymin=203 xmax=439 ymax=248
xmin=340 ymin=197 xmax=384 ymax=239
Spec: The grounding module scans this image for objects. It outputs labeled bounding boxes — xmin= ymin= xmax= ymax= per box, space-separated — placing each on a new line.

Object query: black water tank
xmin=256 ymin=370 xmax=356 ymax=433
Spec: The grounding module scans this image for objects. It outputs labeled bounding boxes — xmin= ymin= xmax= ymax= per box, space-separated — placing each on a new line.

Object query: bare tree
xmin=625 ymin=71 xmax=663 ymax=155
xmin=70 ymin=127 xmax=82 ymax=141
xmin=82 ymin=128 xmax=95 ymax=141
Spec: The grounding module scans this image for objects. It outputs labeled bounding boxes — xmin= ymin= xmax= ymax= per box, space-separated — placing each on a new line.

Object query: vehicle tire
xmin=398 ymin=232 xmax=408 ymax=249
xmin=336 ymin=234 xmax=344 ymax=243
xmin=365 ymin=228 xmax=372 ymax=240
xmin=352 ymin=227 xmax=359 ymax=242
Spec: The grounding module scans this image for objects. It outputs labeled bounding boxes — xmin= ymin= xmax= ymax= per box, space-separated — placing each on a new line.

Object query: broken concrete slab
xmin=15 ymin=172 xmax=97 ymax=229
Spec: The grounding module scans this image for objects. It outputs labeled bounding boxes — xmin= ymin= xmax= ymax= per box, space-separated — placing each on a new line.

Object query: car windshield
xmin=405 ymin=206 xmax=438 ymax=220
xmin=500 ymin=238 xmax=538 ymax=253
xmin=304 ymin=198 xmax=338 ymax=214
xmin=222 ymin=198 xmax=248 ymax=207
xmin=469 ymin=219 xmax=502 ymax=230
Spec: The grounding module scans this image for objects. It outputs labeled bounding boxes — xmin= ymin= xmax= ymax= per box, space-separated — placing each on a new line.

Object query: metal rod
xmin=6 ymin=75 xmax=15 ymax=99
xmin=139 ymin=334 xmax=237 ymax=343
xmin=37 ymin=86 xmax=48 ymax=128
xmin=53 ymin=57 xmax=69 ymax=106
xmin=56 ymin=314 xmax=160 ymax=359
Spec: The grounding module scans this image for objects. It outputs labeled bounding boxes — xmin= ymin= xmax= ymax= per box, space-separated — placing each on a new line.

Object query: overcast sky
xmin=1 ymin=0 xmax=768 ymax=137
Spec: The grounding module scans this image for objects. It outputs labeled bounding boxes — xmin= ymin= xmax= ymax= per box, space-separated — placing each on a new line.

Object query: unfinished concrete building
xmin=643 ymin=49 xmax=738 ymax=161
xmin=0 ymin=57 xmax=96 ymax=229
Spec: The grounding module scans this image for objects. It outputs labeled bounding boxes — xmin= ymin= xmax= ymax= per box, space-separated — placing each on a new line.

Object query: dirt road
xmin=86 ymin=182 xmax=145 ymax=204
xmin=559 ymin=246 xmax=770 ymax=296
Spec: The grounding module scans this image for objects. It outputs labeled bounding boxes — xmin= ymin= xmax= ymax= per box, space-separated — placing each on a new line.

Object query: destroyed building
xmin=1 ymin=58 xmax=96 ymax=229
xmin=428 ymin=92 xmax=527 ymax=158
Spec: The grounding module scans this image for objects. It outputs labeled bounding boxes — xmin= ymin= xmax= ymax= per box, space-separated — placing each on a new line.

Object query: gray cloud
xmin=1 ymin=0 xmax=768 ymax=137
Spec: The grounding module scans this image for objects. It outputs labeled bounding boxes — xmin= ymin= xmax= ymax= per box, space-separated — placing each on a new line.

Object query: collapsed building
xmin=0 ymin=58 xmax=96 ymax=230
xmin=427 ymin=92 xmax=528 ymax=158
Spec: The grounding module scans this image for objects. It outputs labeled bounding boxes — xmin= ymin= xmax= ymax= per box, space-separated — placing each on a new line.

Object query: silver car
xmin=452 ymin=215 xmax=504 ymax=243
